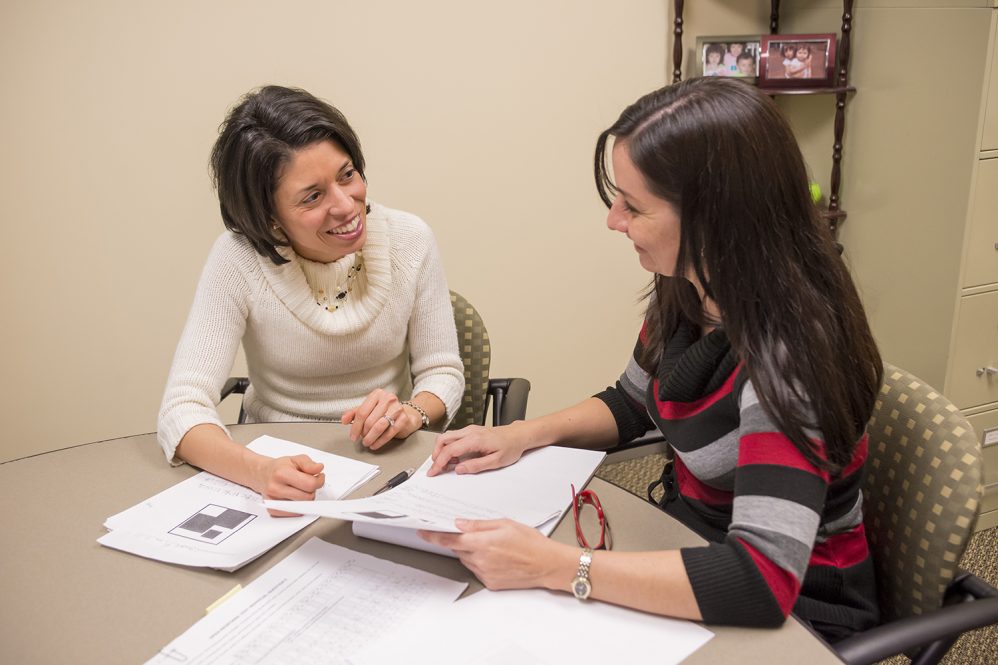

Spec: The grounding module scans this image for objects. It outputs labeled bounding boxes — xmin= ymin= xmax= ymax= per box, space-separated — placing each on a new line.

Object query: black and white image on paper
xmin=170 ymin=504 xmax=256 ymax=544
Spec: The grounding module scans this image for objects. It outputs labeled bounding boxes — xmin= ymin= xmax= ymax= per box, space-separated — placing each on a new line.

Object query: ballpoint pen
xmin=373 ymin=468 xmax=415 ymax=495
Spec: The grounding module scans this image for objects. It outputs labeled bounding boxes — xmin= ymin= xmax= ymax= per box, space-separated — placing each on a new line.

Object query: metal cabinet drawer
xmin=983 ymin=15 xmax=998 ymax=151
xmin=947 ymin=290 xmax=998 ymax=409
xmin=964 ymin=158 xmax=998 ymax=288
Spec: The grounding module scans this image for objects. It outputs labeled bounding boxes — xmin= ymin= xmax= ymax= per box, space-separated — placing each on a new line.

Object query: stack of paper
xmin=355 ymin=587 xmax=714 ymax=665
xmin=265 ymin=446 xmax=606 ymax=557
xmin=146 ymin=537 xmax=467 ymax=665
xmin=98 ymin=436 xmax=380 ymax=571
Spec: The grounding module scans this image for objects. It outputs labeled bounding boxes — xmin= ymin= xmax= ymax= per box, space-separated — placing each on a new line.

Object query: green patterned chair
xmin=447 ymin=290 xmax=530 ymax=429
xmin=834 ymin=363 xmax=998 ymax=665
xmin=221 ymin=290 xmax=530 ymax=429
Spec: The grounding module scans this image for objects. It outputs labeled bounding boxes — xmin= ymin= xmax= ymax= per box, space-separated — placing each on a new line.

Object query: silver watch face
xmin=572 ymin=576 xmax=591 ymax=600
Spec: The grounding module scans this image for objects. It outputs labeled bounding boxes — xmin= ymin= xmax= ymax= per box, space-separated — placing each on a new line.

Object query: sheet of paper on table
xmin=264 ymin=445 xmax=606 ymax=556
xmin=145 ymin=537 xmax=467 ymax=665
xmin=98 ymin=435 xmax=380 ymax=571
xmin=355 ymin=587 xmax=714 ymax=665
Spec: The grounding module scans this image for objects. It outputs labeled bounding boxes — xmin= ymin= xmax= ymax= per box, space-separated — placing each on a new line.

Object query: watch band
xmin=401 ymin=400 xmax=430 ymax=429
xmin=571 ymin=547 xmax=593 ymax=600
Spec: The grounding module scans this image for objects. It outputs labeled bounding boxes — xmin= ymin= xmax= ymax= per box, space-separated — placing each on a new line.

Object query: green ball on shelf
xmin=809 ymin=182 xmax=823 ymax=204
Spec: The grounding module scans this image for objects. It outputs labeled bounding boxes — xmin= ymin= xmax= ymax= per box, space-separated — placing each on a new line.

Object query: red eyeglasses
xmin=571 ymin=484 xmax=612 ymax=550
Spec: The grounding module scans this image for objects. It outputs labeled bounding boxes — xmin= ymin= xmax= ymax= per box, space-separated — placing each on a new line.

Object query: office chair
xmin=448 ymin=290 xmax=530 ymax=428
xmin=220 ymin=290 xmax=530 ymax=429
xmin=833 ymin=363 xmax=998 ymax=665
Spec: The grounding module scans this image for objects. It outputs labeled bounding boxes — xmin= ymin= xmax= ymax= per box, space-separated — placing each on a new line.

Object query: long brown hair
xmin=595 ymin=78 xmax=881 ymax=472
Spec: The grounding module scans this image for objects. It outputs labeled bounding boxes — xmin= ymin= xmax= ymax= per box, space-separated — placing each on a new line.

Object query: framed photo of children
xmin=694 ymin=36 xmax=761 ymax=82
xmin=758 ymin=34 xmax=837 ymax=88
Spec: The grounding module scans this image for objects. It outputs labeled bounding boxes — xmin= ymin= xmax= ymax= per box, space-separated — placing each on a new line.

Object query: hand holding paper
xmin=258 ymin=454 xmax=326 ymax=516
xmin=265 ymin=446 xmax=605 ymax=535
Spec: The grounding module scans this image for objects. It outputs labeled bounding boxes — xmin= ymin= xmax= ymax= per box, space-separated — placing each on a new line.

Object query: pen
xmin=373 ymin=468 xmax=415 ymax=495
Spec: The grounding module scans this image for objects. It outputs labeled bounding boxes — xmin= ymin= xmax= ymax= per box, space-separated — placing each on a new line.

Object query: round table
xmin=0 ymin=423 xmax=840 ymax=664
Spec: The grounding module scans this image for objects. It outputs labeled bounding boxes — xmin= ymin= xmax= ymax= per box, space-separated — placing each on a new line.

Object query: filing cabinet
xmin=946 ymin=8 xmax=998 ymax=530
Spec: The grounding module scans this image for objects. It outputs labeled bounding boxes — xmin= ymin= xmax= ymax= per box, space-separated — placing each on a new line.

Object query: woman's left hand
xmin=342 ymin=389 xmax=419 ymax=449
xmin=420 ymin=518 xmax=573 ymax=591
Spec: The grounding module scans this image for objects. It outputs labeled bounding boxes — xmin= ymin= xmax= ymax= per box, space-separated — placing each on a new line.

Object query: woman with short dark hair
xmin=424 ymin=77 xmax=881 ymax=642
xmin=158 ymin=86 xmax=464 ymax=507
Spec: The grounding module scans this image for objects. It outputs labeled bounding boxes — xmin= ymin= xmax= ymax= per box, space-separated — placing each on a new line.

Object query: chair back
xmin=863 ymin=363 xmax=983 ymax=622
xmin=449 ymin=290 xmax=491 ymax=429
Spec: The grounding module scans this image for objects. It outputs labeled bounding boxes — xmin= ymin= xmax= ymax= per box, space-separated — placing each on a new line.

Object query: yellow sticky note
xmin=205 ymin=584 xmax=242 ymax=615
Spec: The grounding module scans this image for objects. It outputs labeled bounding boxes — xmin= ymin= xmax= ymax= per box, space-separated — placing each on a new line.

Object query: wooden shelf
xmin=671 ymin=0 xmax=857 ymax=240
xmin=760 ymin=85 xmax=856 ymax=96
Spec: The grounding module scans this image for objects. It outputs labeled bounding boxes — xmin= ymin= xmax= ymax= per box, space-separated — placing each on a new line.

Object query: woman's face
xmin=273 ymin=140 xmax=367 ymax=263
xmin=730 ymin=43 xmax=743 ymax=57
xmin=606 ymin=143 xmax=682 ymax=278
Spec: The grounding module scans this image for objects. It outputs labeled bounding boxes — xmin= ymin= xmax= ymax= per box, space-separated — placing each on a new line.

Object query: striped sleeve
xmin=594 ymin=332 xmax=656 ymax=444
xmin=683 ymin=380 xmax=829 ymax=626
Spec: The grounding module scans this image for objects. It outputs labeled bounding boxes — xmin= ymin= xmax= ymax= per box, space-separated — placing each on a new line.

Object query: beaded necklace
xmin=312 ymin=250 xmax=365 ymax=312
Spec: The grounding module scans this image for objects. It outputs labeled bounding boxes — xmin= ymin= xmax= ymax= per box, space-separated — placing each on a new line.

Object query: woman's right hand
xmin=257 ymin=454 xmax=326 ymax=517
xmin=427 ymin=424 xmax=529 ymax=476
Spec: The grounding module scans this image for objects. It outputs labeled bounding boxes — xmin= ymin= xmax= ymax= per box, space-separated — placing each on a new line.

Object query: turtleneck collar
xmin=657 ymin=319 xmax=738 ymax=402
xmin=256 ymin=201 xmax=393 ymax=335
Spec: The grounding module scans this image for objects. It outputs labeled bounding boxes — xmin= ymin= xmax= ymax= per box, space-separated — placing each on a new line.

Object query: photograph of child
xmin=766 ymin=39 xmax=829 ymax=80
xmin=700 ymin=39 xmax=761 ymax=79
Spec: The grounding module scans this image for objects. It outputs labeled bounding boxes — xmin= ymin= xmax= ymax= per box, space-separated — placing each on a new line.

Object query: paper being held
xmin=265 ymin=445 xmax=606 ymax=534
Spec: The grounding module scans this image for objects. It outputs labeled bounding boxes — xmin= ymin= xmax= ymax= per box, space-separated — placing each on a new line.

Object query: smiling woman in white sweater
xmin=158 ymin=86 xmax=464 ymax=509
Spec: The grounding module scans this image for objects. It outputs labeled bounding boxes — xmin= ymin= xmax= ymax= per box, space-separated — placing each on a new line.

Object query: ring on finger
xmin=382 ymin=414 xmax=396 ymax=427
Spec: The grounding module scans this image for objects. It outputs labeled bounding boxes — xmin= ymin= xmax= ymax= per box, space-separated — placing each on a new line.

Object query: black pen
xmin=373 ymin=468 xmax=415 ymax=495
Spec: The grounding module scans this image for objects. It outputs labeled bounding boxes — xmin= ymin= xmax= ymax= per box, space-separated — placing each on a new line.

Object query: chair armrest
xmin=221 ymin=376 xmax=249 ymax=400
xmin=220 ymin=377 xmax=250 ymax=425
xmin=834 ymin=573 xmax=998 ymax=665
xmin=487 ymin=378 xmax=531 ymax=426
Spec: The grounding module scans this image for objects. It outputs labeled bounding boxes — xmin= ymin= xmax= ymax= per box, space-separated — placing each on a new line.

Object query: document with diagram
xmin=98 ymin=436 xmax=380 ymax=571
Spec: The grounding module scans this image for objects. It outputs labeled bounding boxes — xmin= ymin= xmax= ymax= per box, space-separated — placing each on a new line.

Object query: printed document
xmin=356 ymin=587 xmax=714 ymax=665
xmin=264 ymin=446 xmax=605 ymax=533
xmin=146 ymin=537 xmax=467 ymax=665
xmin=98 ymin=436 xmax=380 ymax=571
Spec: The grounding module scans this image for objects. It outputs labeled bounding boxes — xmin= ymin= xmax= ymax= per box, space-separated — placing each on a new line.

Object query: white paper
xmin=145 ymin=537 xmax=467 ymax=665
xmin=352 ymin=509 xmax=562 ymax=558
xmin=355 ymin=587 xmax=714 ymax=665
xmin=266 ymin=446 xmax=605 ymax=533
xmin=98 ymin=436 xmax=380 ymax=571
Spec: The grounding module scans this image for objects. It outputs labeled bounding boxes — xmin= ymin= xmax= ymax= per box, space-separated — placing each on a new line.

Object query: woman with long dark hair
xmin=423 ymin=77 xmax=882 ymax=641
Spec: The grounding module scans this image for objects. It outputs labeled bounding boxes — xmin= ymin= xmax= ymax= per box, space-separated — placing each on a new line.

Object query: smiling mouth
xmin=328 ymin=215 xmax=361 ymax=236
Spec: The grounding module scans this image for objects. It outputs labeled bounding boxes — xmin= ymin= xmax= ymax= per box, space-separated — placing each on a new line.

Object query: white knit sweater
xmin=157 ymin=202 xmax=465 ymax=462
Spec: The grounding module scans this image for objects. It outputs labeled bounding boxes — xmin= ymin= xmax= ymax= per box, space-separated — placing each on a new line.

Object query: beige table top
xmin=0 ymin=423 xmax=842 ymax=664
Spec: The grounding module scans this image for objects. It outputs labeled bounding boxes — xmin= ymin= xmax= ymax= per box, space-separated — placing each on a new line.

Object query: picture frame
xmin=758 ymin=33 xmax=837 ymax=88
xmin=693 ymin=35 xmax=761 ymax=82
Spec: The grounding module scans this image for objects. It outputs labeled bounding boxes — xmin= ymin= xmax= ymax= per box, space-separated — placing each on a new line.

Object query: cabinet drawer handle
xmin=977 ymin=366 xmax=998 ymax=377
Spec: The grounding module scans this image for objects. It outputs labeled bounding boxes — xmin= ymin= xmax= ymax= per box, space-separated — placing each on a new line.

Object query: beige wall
xmin=0 ymin=0 xmax=660 ymax=461
xmin=3 ymin=0 xmax=989 ymax=462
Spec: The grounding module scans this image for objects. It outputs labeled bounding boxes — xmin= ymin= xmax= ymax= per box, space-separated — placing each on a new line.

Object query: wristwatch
xmin=571 ymin=548 xmax=593 ymax=600
xmin=401 ymin=400 xmax=430 ymax=429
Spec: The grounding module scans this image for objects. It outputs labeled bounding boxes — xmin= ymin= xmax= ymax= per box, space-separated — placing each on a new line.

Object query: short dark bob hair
xmin=209 ymin=85 xmax=366 ymax=265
